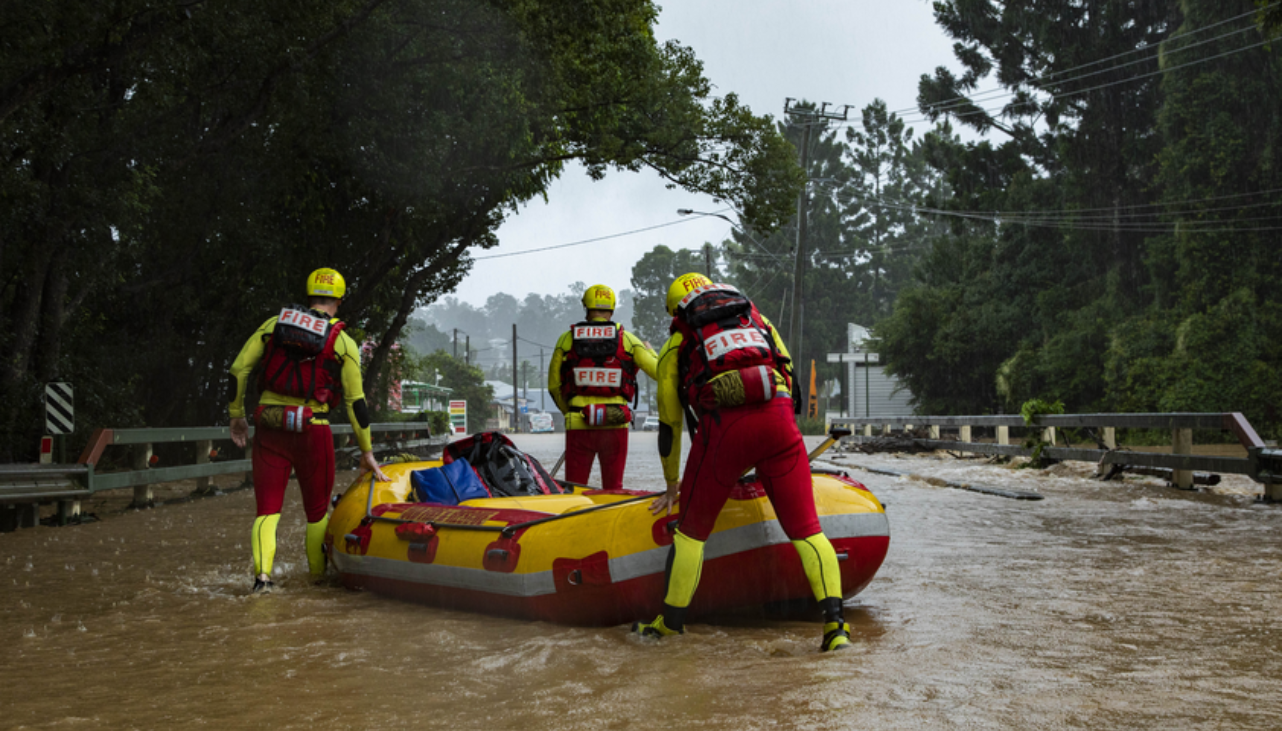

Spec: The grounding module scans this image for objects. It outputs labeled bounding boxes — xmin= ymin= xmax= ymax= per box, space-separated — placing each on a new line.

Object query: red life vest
xmin=671 ymin=284 xmax=790 ymax=414
xmin=559 ymin=321 xmax=639 ymax=402
xmin=257 ymin=305 xmax=345 ymax=405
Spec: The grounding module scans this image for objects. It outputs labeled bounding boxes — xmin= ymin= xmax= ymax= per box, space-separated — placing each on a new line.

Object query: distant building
xmin=400 ymin=381 xmax=452 ymax=414
xmin=828 ymin=324 xmax=915 ymax=417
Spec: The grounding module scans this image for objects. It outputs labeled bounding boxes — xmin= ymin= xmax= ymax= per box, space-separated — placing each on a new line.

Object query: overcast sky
xmin=446 ymin=0 xmax=962 ymax=308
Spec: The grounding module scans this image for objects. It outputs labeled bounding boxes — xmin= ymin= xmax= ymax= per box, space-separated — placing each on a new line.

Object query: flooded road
xmin=3 ymin=432 xmax=1281 ymax=729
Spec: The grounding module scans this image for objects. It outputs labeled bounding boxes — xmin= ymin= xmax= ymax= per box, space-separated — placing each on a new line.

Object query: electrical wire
xmin=902 ymin=36 xmax=1276 ymax=125
xmin=472 ymin=215 xmax=703 ymax=260
xmin=888 ymin=3 xmax=1276 ymax=116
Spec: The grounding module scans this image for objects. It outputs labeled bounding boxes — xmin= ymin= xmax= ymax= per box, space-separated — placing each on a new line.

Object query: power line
xmin=472 ymin=215 xmax=703 ymax=261
xmin=902 ymin=36 xmax=1276 ymax=125
xmin=888 ymin=4 xmax=1275 ymax=117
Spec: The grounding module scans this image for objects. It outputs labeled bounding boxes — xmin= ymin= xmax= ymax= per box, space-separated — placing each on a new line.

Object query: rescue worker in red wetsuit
xmin=228 ymin=268 xmax=389 ymax=593
xmin=632 ymin=273 xmax=852 ymax=651
xmin=547 ymin=284 xmax=658 ymax=489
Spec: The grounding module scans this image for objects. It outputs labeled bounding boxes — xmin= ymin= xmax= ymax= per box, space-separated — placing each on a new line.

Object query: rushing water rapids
xmin=3 ymin=432 xmax=1280 ymax=729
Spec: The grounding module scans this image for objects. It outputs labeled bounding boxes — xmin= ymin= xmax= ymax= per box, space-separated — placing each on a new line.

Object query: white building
xmin=828 ymin=324 xmax=915 ymax=418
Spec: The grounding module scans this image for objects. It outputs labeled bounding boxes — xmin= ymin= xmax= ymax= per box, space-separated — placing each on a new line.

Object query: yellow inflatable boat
xmin=325 ymin=447 xmax=889 ymax=626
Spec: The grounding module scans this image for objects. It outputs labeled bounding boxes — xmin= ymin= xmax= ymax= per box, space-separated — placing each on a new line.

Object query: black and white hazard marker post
xmin=44 ymin=381 xmax=73 ymax=463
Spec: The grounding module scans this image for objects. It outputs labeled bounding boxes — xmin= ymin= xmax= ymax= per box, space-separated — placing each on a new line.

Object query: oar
xmin=549 ymin=451 xmax=566 ymax=478
xmin=808 ymin=427 xmax=852 ymax=463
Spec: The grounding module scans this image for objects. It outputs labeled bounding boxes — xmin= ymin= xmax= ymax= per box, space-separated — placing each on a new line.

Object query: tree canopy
xmin=0 ymin=0 xmax=803 ymax=460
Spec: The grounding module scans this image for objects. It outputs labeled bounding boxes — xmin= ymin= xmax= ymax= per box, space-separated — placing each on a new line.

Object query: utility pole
xmin=465 ymin=335 xmax=470 ymax=367
xmin=512 ymin=324 xmax=519 ymax=432
xmin=539 ymin=348 xmax=545 ymax=411
xmin=704 ymin=242 xmax=713 ymax=277
xmin=453 ymin=328 xmax=458 ymax=359
xmin=783 ymin=99 xmax=849 ymax=417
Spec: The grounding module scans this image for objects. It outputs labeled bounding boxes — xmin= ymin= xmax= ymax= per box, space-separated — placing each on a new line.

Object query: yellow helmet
xmin=581 ymin=284 xmax=616 ymax=311
xmin=666 ymin=272 xmax=712 ymax=315
xmin=306 ymin=268 xmax=346 ymax=299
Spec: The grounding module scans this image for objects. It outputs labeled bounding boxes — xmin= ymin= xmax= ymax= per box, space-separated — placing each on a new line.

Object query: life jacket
xmin=256 ymin=305 xmax=345 ymax=405
xmin=671 ymin=284 xmax=791 ymax=415
xmin=559 ymin=320 xmax=639 ymax=403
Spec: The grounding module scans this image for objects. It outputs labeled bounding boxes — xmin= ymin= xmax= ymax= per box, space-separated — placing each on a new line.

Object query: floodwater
xmin=3 ymin=432 xmax=1281 ymax=730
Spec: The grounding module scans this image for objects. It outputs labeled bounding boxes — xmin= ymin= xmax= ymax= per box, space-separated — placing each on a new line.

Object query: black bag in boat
xmin=442 ymin=432 xmax=566 ymax=497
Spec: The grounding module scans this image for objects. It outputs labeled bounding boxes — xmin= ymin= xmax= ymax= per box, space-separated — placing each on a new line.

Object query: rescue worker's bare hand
xmin=230 ymin=417 xmax=249 ymax=448
xmin=360 ymin=450 xmax=390 ymax=482
xmin=650 ymin=481 xmax=680 ymax=515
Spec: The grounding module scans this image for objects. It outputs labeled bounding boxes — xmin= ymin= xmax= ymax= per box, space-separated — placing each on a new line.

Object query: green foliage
xmin=0 ymin=0 xmax=803 ymax=460
xmin=1019 ymin=398 xmax=1065 ymax=426
xmin=629 ymin=245 xmax=718 ymax=347
xmin=422 ymin=352 xmax=493 ymax=434
xmin=1017 ymin=398 xmax=1064 ymax=468
xmin=795 ymin=416 xmax=829 ymax=437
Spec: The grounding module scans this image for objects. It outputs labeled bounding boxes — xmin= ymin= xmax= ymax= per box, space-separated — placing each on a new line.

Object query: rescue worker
xmin=548 ymin=284 xmax=658 ymax=490
xmin=228 ymin=268 xmax=389 ymax=593
xmin=632 ymin=273 xmax=852 ymax=652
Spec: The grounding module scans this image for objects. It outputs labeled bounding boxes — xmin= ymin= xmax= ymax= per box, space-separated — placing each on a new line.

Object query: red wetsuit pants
xmin=252 ymin=425 xmax=335 ymax=522
xmin=565 ymin=427 xmax=629 ymax=490
xmin=677 ymin=396 xmax=822 ymax=542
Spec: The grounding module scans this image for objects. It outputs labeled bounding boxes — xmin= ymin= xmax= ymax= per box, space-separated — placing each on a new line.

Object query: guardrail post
xmin=863 ymin=424 xmax=872 ymax=437
xmin=193 ymin=440 xmax=213 ymax=496
xmin=882 ymin=424 xmax=890 ymax=436
xmin=929 ymin=425 xmax=940 ymax=440
xmin=997 ymin=426 xmax=1009 ymax=446
xmin=130 ymin=444 xmax=155 ymax=508
xmin=1172 ymin=428 xmax=1193 ymax=490
xmin=1103 ymin=427 xmax=1116 ymax=449
xmin=1043 ymin=427 xmax=1056 ymax=446
xmin=57 ymin=499 xmax=80 ymax=525
xmin=960 ymin=426 xmax=972 ymax=443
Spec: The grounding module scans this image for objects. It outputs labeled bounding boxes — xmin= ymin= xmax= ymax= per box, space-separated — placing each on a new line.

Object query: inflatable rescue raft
xmin=325 ymin=436 xmax=889 ymax=627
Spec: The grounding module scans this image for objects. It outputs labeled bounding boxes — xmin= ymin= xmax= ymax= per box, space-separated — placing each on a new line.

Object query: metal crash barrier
xmin=827 ymin=412 xmax=1282 ymax=502
xmin=0 ymin=423 xmax=447 ymax=532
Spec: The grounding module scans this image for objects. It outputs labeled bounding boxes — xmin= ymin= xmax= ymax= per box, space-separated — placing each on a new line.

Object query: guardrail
xmin=0 ymin=423 xmax=447 ymax=531
xmin=828 ymin=412 xmax=1282 ymax=502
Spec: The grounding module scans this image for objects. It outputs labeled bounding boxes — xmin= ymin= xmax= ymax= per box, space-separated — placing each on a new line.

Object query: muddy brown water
xmin=3 ymin=433 xmax=1280 ymax=729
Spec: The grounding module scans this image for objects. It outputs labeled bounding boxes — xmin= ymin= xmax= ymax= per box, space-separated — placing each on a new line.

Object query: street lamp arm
xmin=677 ymin=209 xmax=783 ymax=264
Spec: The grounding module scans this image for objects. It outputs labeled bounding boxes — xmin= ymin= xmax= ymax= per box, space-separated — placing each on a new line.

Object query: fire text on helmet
xmin=573 ymin=368 xmax=623 ymax=387
xmin=703 ymin=327 xmax=768 ymax=360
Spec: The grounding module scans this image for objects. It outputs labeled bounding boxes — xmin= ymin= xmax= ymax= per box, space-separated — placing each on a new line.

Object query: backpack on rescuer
xmin=672 ymin=284 xmax=791 ymax=415
xmin=559 ymin=321 xmax=639 ymax=404
xmin=257 ymin=305 xmax=346 ymax=404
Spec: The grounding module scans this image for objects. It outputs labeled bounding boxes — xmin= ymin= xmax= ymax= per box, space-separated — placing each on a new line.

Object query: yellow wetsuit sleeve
xmin=623 ymin=330 xmax=659 ymax=381
xmin=656 ymin=333 xmax=685 ymax=483
xmin=760 ymin=313 xmax=793 ymax=394
xmin=228 ymin=316 xmax=279 ymax=419
xmin=548 ymin=330 xmax=573 ymax=415
xmin=334 ymin=332 xmax=373 ymax=453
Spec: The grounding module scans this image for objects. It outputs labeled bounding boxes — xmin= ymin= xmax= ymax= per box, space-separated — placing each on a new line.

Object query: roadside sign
xmin=45 ymin=382 xmax=73 ymax=435
xmin=40 ymin=436 xmax=53 ymax=464
xmin=448 ymin=399 xmax=467 ymax=435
